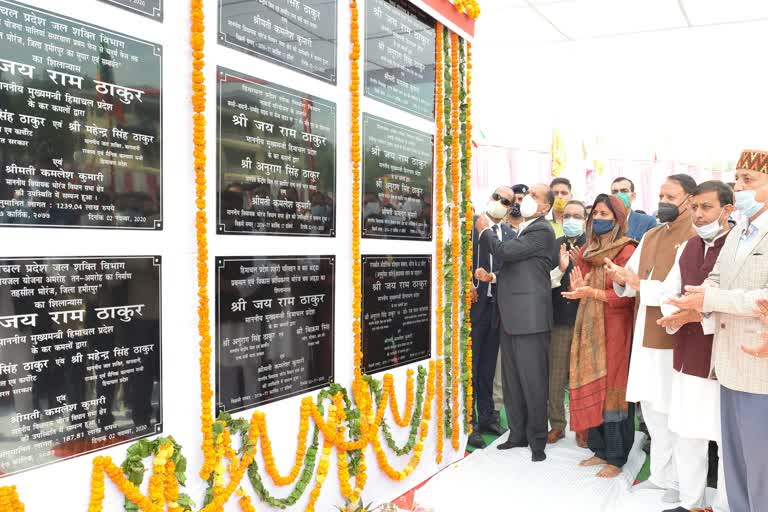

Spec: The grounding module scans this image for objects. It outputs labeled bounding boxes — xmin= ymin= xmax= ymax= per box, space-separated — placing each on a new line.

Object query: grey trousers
xmin=721 ymin=385 xmax=768 ymax=512
xmin=493 ymin=351 xmax=503 ymax=411
xmin=499 ymin=330 xmax=550 ymax=452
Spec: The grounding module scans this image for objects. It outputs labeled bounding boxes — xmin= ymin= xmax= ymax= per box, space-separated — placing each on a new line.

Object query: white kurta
xmin=615 ymin=236 xmax=675 ymax=414
xmin=654 ymin=238 xmax=725 ymax=443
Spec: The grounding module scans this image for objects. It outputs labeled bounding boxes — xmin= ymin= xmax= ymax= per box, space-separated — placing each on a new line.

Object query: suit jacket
xmin=481 ymin=216 xmax=556 ymax=336
xmin=703 ymin=222 xmax=768 ymax=394
xmin=470 ymin=217 xmax=514 ymax=324
xmin=626 ymin=210 xmax=658 ymax=243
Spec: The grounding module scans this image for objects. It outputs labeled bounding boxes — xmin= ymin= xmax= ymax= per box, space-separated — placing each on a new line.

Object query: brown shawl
xmin=569 ymin=237 xmax=633 ymax=431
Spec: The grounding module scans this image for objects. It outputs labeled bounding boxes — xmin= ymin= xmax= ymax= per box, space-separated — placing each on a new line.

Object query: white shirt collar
xmin=518 ymin=216 xmax=539 ymax=234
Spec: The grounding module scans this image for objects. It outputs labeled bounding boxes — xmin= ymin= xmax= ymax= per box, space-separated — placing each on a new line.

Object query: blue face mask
xmin=562 ymin=218 xmax=584 ymax=238
xmin=735 ymin=190 xmax=765 ymax=218
xmin=592 ymin=218 xmax=615 ymax=235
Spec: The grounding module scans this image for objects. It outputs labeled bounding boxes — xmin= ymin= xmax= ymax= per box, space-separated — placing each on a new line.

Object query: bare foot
xmin=596 ymin=465 xmax=622 ymax=478
xmin=579 ymin=456 xmax=606 ymax=467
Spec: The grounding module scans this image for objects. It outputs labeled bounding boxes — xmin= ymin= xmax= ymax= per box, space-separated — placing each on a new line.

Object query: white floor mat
xmin=415 ymin=432 xmax=647 ymax=512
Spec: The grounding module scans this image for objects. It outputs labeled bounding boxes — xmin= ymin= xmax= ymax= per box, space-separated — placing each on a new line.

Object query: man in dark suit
xmin=468 ymin=187 xmax=516 ymax=448
xmin=474 ymin=183 xmax=557 ymax=462
xmin=611 ymin=177 xmax=658 ymax=242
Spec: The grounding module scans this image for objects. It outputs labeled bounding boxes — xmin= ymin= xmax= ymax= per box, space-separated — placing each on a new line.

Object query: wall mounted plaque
xmin=364 ymin=0 xmax=435 ymax=120
xmin=362 ymin=113 xmax=433 ymax=241
xmin=216 ymin=255 xmax=334 ymax=413
xmin=362 ymin=255 xmax=431 ymax=374
xmin=217 ymin=67 xmax=336 ymax=237
xmin=97 ymin=0 xmax=163 ymax=21
xmin=0 ymin=256 xmax=162 ymax=476
xmin=0 ymin=1 xmax=163 ymax=230
xmin=218 ymin=0 xmax=337 ymax=84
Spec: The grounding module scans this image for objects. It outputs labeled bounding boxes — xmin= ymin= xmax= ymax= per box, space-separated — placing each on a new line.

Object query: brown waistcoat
xmin=636 ymin=209 xmax=696 ymax=349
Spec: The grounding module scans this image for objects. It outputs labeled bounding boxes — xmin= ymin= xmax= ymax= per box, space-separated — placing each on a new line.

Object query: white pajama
xmin=615 ymin=237 xmax=678 ymax=491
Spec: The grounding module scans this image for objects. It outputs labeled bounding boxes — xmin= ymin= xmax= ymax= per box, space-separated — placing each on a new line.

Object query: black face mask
xmin=657 ymin=202 xmax=680 ymax=223
xmin=510 ymin=203 xmax=521 ymax=218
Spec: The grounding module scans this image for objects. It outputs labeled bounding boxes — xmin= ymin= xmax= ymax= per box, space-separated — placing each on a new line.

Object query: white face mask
xmin=693 ymin=209 xmax=725 ymax=241
xmin=486 ymin=200 xmax=508 ymax=219
xmin=520 ymin=195 xmax=539 ymax=218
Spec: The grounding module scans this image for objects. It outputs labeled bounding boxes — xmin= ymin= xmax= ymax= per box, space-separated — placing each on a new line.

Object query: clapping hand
xmin=665 ymin=285 xmax=706 ymax=312
xmin=568 ymin=246 xmax=582 ymax=266
xmin=743 ymin=298 xmax=768 ymax=358
xmin=604 ymin=258 xmax=639 ymax=290
xmin=558 ymin=243 xmax=570 ymax=272
xmin=569 ymin=265 xmax=590 ymax=291
xmin=561 ymin=286 xmax=594 ymax=300
xmin=657 ymin=308 xmax=701 ymax=329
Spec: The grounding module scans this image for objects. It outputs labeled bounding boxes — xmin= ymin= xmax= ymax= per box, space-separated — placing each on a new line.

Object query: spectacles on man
xmin=492 ymin=193 xmax=512 ymax=207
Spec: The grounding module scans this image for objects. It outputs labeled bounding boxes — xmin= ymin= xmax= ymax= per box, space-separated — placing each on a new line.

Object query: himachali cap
xmin=737 ymin=150 xmax=768 ymax=174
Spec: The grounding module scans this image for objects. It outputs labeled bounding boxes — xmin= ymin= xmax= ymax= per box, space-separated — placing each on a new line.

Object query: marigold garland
xmin=449 ymin=30 xmax=462 ymax=452
xmin=454 ymin=0 xmax=480 ymax=19
xmin=188 ymin=0 xmax=216 ymax=482
xmin=255 ymin=401 xmax=311 ymax=486
xmin=387 ymin=368 xmax=415 ymax=428
xmin=369 ymin=361 xmax=436 ymax=480
xmin=463 ymin=42 xmax=475 ymax=432
xmin=0 ymin=486 xmax=25 ymax=512
xmin=458 ymin=38 xmax=473 ymax=433
xmin=304 ymin=404 xmax=337 ymax=512
xmin=350 ymin=0 xmax=363 ymax=381
xmin=433 ymin=22 xmax=446 ymax=464
xmin=365 ymin=366 xmax=428 ymax=456
xmin=441 ymin=27 xmax=455 ymax=441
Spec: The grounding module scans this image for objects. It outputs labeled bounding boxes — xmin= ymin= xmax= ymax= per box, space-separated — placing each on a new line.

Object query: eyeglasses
xmin=492 ymin=193 xmax=512 ymax=207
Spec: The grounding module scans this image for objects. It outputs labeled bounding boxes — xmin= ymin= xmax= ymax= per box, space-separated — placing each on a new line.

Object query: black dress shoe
xmin=479 ymin=421 xmax=506 ymax=436
xmin=497 ymin=438 xmax=527 ymax=450
xmin=468 ymin=431 xmax=487 ymax=449
xmin=662 ymin=508 xmax=688 ymax=512
xmin=531 ymin=450 xmax=547 ymax=462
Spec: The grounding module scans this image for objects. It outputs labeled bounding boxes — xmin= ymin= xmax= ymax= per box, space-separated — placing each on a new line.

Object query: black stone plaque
xmin=217 ymin=67 xmax=336 ymax=237
xmin=97 ymin=0 xmax=163 ymax=21
xmin=362 ymin=255 xmax=431 ymax=374
xmin=218 ymin=0 xmax=337 ymax=84
xmin=216 ymin=256 xmax=334 ymax=413
xmin=364 ymin=0 xmax=435 ymax=120
xmin=0 ymin=256 xmax=162 ymax=476
xmin=362 ymin=114 xmax=433 ymax=240
xmin=0 ymin=1 xmax=162 ymax=230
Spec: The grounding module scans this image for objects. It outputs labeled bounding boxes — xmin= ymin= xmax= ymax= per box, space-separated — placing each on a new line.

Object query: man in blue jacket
xmin=612 ymin=177 xmax=657 ymax=242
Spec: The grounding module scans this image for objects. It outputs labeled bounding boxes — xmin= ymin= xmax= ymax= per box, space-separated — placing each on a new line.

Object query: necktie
xmin=488 ymin=225 xmax=499 ymax=298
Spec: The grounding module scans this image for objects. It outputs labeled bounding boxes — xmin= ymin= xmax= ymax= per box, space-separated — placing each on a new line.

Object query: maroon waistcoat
xmin=674 ymin=233 xmax=728 ymax=378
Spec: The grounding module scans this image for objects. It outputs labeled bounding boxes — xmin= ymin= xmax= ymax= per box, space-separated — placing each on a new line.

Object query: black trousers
xmin=499 ymin=330 xmax=549 ymax=452
xmin=471 ymin=300 xmax=500 ymax=427
xmin=587 ymin=402 xmax=636 ymax=467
